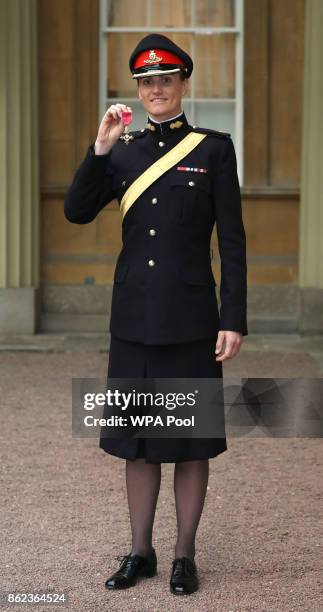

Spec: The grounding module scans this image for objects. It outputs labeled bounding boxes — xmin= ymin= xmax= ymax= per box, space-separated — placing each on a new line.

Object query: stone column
xmin=299 ymin=0 xmax=323 ymax=331
xmin=0 ymin=0 xmax=40 ymax=334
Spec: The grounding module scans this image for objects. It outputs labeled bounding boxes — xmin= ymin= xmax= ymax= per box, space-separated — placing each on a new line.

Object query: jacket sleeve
xmin=213 ymin=137 xmax=248 ymax=336
xmin=64 ymin=143 xmax=117 ymax=224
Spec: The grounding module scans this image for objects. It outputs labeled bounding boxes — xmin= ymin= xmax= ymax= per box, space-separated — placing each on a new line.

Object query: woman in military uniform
xmin=64 ymin=33 xmax=247 ymax=595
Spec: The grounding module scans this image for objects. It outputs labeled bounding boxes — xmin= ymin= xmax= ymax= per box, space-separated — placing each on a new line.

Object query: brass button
xmin=149 ymin=229 xmax=156 ymax=236
xmin=188 ymin=180 xmax=195 ymax=187
xmin=148 ymin=259 xmax=155 ymax=267
xmin=152 ymin=197 xmax=158 ymax=204
xmin=158 ymin=141 xmax=165 ymax=147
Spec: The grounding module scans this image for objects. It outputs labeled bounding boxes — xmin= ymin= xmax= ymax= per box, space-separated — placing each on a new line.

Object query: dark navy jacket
xmin=64 ymin=111 xmax=248 ymax=344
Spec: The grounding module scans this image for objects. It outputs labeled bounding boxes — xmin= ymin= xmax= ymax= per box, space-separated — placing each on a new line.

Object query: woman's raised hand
xmin=94 ymin=104 xmax=132 ymax=155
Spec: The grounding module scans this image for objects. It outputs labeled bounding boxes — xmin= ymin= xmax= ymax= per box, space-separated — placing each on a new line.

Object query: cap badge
xmin=144 ymin=50 xmax=163 ymax=64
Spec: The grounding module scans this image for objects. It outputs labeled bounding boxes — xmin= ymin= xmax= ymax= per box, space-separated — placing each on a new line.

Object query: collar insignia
xmin=169 ymin=120 xmax=184 ymax=129
xmin=146 ymin=120 xmax=184 ymax=131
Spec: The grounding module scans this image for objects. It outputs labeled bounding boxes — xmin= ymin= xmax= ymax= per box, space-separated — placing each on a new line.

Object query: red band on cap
xmin=134 ymin=49 xmax=185 ymax=69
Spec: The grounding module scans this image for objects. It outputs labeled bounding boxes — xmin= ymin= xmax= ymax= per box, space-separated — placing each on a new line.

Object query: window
xmin=99 ymin=0 xmax=244 ymax=182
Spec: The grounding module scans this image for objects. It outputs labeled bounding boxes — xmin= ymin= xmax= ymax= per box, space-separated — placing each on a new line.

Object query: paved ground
xmin=1 ymin=333 xmax=323 ymax=611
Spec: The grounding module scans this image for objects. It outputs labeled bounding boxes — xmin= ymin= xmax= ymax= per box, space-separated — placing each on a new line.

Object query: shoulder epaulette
xmin=191 ymin=126 xmax=231 ymax=139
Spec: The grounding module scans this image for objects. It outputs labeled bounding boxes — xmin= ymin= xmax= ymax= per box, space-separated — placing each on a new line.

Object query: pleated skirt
xmin=99 ymin=333 xmax=227 ymax=463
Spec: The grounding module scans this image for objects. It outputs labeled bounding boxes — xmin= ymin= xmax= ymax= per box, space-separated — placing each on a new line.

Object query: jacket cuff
xmin=89 ymin=142 xmax=113 ymax=157
xmin=219 ymin=314 xmax=248 ymax=336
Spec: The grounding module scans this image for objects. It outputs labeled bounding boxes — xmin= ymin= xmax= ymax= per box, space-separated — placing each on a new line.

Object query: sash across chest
xmin=120 ymin=132 xmax=207 ymax=220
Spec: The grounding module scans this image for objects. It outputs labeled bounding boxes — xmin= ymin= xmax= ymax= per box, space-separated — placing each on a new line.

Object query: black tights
xmin=125 ymin=458 xmax=209 ymax=561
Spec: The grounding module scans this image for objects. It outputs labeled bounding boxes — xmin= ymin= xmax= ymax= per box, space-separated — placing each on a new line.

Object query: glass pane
xmin=195 ymin=101 xmax=235 ymax=139
xmin=195 ymin=33 xmax=235 ymax=98
xmin=107 ymin=0 xmax=148 ymax=27
xmin=181 ymin=98 xmax=193 ymax=119
xmin=107 ymin=34 xmax=142 ymax=97
xmin=150 ymin=0 xmax=191 ymax=27
xmin=195 ymin=0 xmax=235 ymax=27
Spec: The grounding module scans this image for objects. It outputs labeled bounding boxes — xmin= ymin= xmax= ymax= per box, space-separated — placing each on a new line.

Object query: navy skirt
xmin=99 ymin=334 xmax=227 ymax=463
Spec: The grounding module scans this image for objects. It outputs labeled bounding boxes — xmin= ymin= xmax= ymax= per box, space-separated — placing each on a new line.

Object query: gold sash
xmin=120 ymin=132 xmax=207 ymax=220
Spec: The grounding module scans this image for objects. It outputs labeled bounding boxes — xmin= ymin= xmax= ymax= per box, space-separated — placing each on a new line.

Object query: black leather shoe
xmin=105 ymin=548 xmax=157 ymax=589
xmin=170 ymin=556 xmax=199 ymax=595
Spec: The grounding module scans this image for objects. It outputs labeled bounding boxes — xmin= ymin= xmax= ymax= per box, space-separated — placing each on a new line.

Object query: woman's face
xmin=137 ymin=73 xmax=189 ymax=121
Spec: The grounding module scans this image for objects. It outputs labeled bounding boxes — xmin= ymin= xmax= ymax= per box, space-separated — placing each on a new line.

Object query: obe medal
xmin=120 ymin=109 xmax=134 ymax=144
